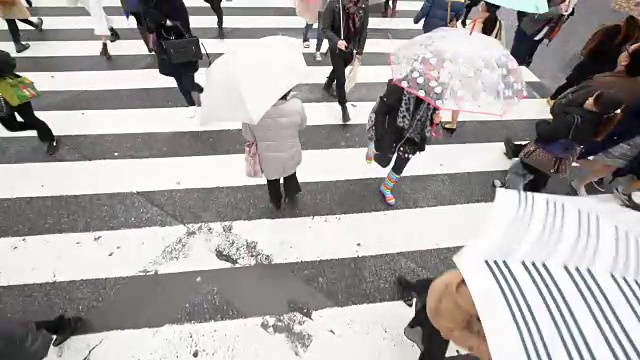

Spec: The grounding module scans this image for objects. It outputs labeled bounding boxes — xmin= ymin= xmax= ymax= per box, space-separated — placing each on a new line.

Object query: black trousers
xmin=207 ymin=0 xmax=224 ymax=27
xmin=266 ymin=172 xmax=301 ymax=205
xmin=327 ymin=49 xmax=354 ymax=106
xmin=374 ymin=150 xmax=412 ymax=175
xmin=510 ymin=26 xmax=544 ymax=67
xmin=405 ymin=278 xmax=450 ymax=360
xmin=0 ymin=101 xmax=55 ymax=142
xmin=5 ymin=19 xmax=39 ymax=44
xmin=172 ymin=73 xmax=203 ymax=106
xmin=521 ymin=161 xmax=551 ymax=192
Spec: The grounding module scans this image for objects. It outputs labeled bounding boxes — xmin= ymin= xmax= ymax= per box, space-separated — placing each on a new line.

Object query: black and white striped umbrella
xmin=455 ymin=189 xmax=640 ymax=360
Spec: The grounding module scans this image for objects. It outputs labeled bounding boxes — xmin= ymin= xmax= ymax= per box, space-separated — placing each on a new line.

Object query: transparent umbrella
xmin=390 ymin=27 xmax=527 ymax=116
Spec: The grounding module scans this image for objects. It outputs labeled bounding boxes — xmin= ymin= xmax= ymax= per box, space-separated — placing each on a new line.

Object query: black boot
xmin=504 ymin=137 xmax=520 ymax=159
xmin=217 ymin=26 xmax=225 ymax=39
xmin=51 ymin=316 xmax=84 ymax=347
xmin=396 ymin=276 xmax=414 ymax=307
xmin=109 ymin=27 xmax=120 ymax=42
xmin=100 ymin=42 xmax=112 ymax=60
xmin=340 ymin=104 xmax=351 ymax=123
xmin=323 ymin=79 xmax=336 ymax=98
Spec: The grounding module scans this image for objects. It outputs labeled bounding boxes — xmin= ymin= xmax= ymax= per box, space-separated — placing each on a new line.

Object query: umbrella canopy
xmin=454 ymin=189 xmax=640 ymax=360
xmin=613 ymin=0 xmax=640 ymax=18
xmin=391 ymin=28 xmax=526 ymax=116
xmin=487 ymin=0 xmax=549 ymax=13
xmin=200 ymin=36 xmax=307 ymax=125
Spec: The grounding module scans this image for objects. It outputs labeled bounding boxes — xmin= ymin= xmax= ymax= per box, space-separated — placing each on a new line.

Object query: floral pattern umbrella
xmin=612 ymin=0 xmax=640 ymax=18
xmin=390 ymin=28 xmax=527 ymax=116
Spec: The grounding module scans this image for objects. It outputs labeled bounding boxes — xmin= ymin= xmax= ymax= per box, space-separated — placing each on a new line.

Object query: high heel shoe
xmin=440 ymin=121 xmax=457 ymax=134
xmin=100 ymin=42 xmax=112 ymax=60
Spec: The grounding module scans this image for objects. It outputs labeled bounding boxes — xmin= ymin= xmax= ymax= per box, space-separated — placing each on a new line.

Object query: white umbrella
xmin=200 ymin=36 xmax=307 ymax=125
xmin=454 ymin=189 xmax=640 ymax=360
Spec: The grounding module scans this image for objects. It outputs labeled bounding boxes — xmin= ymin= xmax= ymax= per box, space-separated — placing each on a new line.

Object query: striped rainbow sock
xmin=379 ymin=171 xmax=399 ymax=205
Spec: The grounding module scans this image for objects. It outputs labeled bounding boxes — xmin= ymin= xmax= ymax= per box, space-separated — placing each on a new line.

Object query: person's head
xmin=617 ymin=15 xmax=640 ymax=46
xmin=616 ymin=43 xmax=640 ymax=77
xmin=583 ymin=90 xmax=625 ymax=114
xmin=479 ymin=1 xmax=501 ymax=37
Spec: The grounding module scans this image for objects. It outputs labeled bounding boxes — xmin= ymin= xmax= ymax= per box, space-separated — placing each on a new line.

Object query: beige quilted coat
xmin=0 ymin=1 xmax=31 ymax=20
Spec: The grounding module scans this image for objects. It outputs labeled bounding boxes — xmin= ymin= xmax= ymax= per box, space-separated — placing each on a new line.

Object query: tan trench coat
xmin=0 ymin=1 xmax=31 ymax=20
xmin=295 ymin=0 xmax=321 ymax=23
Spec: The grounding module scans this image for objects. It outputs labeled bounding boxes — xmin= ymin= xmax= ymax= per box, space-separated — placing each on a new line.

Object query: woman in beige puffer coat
xmin=0 ymin=1 xmax=43 ymax=53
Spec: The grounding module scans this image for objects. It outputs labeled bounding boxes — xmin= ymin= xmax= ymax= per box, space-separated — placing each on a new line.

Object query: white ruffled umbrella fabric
xmin=390 ymin=28 xmax=527 ymax=116
xmin=454 ymin=189 xmax=640 ymax=360
xmin=200 ymin=35 xmax=307 ymax=125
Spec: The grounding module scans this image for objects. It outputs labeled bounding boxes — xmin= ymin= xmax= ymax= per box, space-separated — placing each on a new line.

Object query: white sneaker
xmin=315 ymin=51 xmax=322 ymax=62
xmin=187 ymin=106 xmax=198 ymax=118
xmin=303 ymin=41 xmax=310 ymax=48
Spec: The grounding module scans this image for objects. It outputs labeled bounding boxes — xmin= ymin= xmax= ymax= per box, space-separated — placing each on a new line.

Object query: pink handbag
xmin=245 ymin=141 xmax=262 ymax=178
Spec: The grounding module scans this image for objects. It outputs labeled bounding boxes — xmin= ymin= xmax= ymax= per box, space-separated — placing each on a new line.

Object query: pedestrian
xmin=321 ymin=0 xmax=369 ymax=123
xmin=382 ymin=0 xmax=397 ymax=17
xmin=366 ymin=80 xmax=440 ymax=206
xmin=141 ymin=0 xmax=204 ymax=117
xmin=203 ymin=0 xmax=224 ymax=38
xmin=0 ymin=315 xmax=83 ymax=359
xmin=242 ymin=89 xmax=307 ymax=210
xmin=496 ymin=90 xmax=624 ymax=192
xmin=504 ymin=42 xmax=640 ymax=159
xmin=396 ymin=270 xmax=490 ymax=360
xmin=510 ymin=0 xmax=575 ymax=67
xmin=441 ymin=0 xmax=503 ymax=133
xmin=298 ymin=0 xmax=326 ymax=62
xmin=120 ymin=0 xmax=154 ymax=52
xmin=548 ymin=15 xmax=640 ymax=105
xmin=69 ymin=0 xmax=120 ymax=59
xmin=0 ymin=0 xmax=43 ymax=53
xmin=0 ymin=50 xmax=58 ymax=155
xmin=413 ymin=0 xmax=464 ymax=34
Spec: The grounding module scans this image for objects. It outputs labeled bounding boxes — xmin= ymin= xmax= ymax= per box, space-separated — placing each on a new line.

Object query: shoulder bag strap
xmin=568 ymin=114 xmax=580 ymax=140
xmin=339 ymin=0 xmax=343 ymax=39
xmin=447 ymin=0 xmax=452 ymax=25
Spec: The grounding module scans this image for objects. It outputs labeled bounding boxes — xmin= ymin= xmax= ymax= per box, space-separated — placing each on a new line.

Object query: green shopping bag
xmin=0 ymin=76 xmax=40 ymax=107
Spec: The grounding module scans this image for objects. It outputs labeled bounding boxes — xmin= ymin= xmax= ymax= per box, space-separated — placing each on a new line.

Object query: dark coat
xmin=538 ymin=105 xmax=602 ymax=147
xmin=140 ymin=0 xmax=198 ymax=77
xmin=321 ymin=0 xmax=369 ymax=56
xmin=413 ymin=0 xmax=465 ymax=34
xmin=0 ymin=320 xmax=52 ymax=360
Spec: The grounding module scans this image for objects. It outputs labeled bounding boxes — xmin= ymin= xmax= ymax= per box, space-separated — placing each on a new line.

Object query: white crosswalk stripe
xmin=0 ymin=0 xmax=614 ymax=359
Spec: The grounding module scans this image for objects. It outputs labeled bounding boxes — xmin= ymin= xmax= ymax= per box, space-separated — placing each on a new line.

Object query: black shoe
xmin=323 ymin=81 xmax=337 ymax=98
xmin=46 ymin=139 xmax=58 ymax=155
xmin=504 ymin=137 xmax=518 ymax=159
xmin=217 ymin=26 xmax=225 ymax=39
xmin=109 ymin=27 xmax=120 ymax=42
xmin=100 ymin=42 xmax=112 ymax=60
xmin=340 ymin=105 xmax=351 ymax=123
xmin=34 ymin=18 xmax=43 ymax=32
xmin=396 ymin=276 xmax=414 ymax=307
xmin=15 ymin=43 xmax=30 ymax=53
xmin=52 ymin=316 xmax=83 ymax=347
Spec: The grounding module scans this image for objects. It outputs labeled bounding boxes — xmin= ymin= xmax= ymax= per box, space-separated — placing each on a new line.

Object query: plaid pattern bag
xmin=519 ymin=115 xmax=581 ymax=177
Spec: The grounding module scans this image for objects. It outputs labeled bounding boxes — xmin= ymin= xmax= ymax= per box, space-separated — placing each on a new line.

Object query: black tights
xmin=374 ymin=144 xmax=414 ymax=175
xmin=207 ymin=0 xmax=223 ymax=27
xmin=0 ymin=101 xmax=55 ymax=142
xmin=172 ymin=73 xmax=203 ymax=107
xmin=5 ymin=19 xmax=39 ymax=44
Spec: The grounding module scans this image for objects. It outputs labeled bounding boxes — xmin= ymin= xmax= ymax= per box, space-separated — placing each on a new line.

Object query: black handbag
xmin=159 ymin=22 xmax=203 ymax=64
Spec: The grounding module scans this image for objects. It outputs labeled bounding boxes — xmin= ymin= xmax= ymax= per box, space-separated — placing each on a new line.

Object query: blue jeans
xmin=510 ymin=26 xmax=544 ymax=67
xmin=302 ymin=15 xmax=324 ymax=51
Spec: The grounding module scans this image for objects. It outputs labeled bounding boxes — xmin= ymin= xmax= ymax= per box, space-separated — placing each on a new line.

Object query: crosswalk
xmin=0 ymin=0 xmax=626 ymax=359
